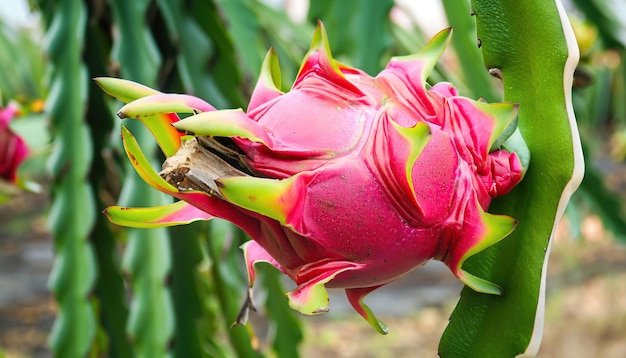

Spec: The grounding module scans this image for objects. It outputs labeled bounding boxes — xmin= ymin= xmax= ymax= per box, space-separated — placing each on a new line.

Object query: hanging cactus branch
xmin=439 ymin=1 xmax=583 ymax=356
xmin=44 ymin=0 xmax=98 ymax=356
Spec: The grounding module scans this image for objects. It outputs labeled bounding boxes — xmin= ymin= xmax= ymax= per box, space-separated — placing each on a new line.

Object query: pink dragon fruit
xmin=0 ymin=103 xmax=29 ymax=183
xmin=99 ymin=23 xmax=525 ymax=334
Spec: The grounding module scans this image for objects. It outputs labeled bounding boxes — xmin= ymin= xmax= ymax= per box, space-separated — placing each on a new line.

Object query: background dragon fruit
xmin=0 ymin=103 xmax=29 ymax=184
xmin=99 ymin=23 xmax=526 ymax=334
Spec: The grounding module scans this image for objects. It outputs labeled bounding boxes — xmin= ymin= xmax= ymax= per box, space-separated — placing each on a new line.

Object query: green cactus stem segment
xmin=439 ymin=1 xmax=583 ymax=354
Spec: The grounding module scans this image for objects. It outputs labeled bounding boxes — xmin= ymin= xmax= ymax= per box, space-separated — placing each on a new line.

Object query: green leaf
xmin=108 ymin=1 xmax=175 ymax=356
xmin=83 ymin=19 xmax=132 ymax=354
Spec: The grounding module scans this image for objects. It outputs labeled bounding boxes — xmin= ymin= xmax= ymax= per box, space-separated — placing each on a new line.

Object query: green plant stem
xmin=109 ymin=0 xmax=174 ymax=356
xmin=44 ymin=0 xmax=97 ymax=356
xmin=440 ymin=1 xmax=583 ymax=356
xmin=441 ymin=0 xmax=500 ymax=102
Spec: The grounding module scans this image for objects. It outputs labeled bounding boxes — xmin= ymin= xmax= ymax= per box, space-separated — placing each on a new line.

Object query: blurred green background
xmin=0 ymin=0 xmax=624 ymax=357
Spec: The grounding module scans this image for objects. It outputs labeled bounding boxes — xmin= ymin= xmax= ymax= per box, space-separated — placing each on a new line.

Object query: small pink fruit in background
xmin=0 ymin=103 xmax=29 ymax=183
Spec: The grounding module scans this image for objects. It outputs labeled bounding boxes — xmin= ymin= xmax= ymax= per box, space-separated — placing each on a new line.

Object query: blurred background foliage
xmin=0 ymin=0 xmax=624 ymax=357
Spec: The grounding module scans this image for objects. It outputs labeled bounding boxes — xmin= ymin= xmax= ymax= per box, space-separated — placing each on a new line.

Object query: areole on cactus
xmin=97 ymin=23 xmax=528 ymax=334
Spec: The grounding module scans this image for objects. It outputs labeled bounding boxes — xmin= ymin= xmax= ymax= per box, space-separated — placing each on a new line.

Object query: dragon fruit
xmin=0 ymin=103 xmax=29 ymax=183
xmin=98 ymin=23 xmax=526 ymax=334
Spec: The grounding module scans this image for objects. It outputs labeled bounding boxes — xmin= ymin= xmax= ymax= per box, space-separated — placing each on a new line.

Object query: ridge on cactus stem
xmin=98 ymin=22 xmax=527 ymax=335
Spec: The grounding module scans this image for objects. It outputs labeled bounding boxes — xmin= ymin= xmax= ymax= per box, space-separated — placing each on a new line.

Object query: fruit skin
xmin=99 ymin=23 xmax=526 ymax=335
